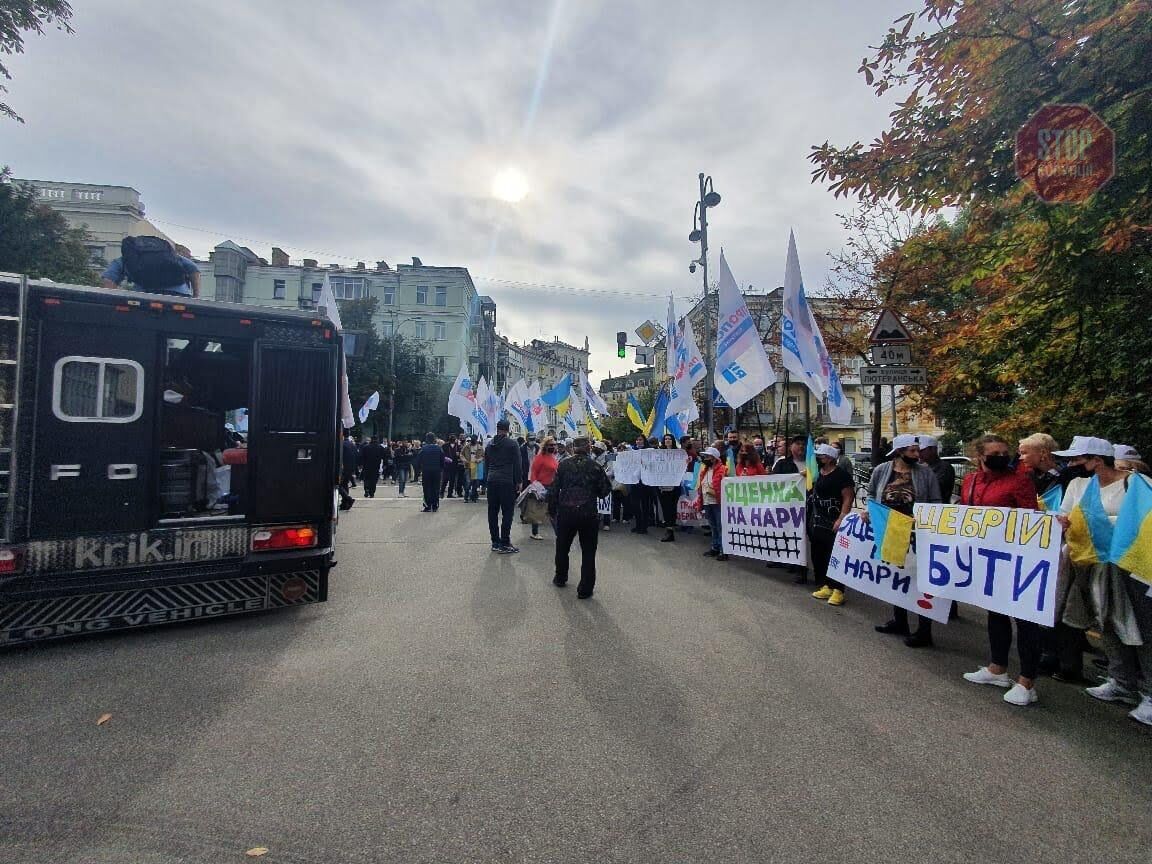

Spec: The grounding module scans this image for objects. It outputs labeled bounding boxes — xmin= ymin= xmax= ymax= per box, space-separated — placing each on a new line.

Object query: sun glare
xmin=492 ymin=166 xmax=530 ymax=203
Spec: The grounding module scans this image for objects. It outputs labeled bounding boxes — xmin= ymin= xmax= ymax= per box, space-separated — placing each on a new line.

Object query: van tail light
xmin=0 ymin=548 xmax=24 ymax=575
xmin=251 ymin=525 xmax=318 ymax=552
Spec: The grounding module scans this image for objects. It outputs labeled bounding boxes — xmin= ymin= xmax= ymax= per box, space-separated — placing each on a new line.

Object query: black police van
xmin=0 ymin=274 xmax=341 ymax=646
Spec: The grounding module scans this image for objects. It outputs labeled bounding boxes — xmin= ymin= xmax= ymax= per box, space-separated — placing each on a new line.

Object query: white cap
xmin=702 ymin=447 xmax=722 ymax=460
xmin=1052 ymin=435 xmax=1113 ymax=458
xmin=887 ymin=433 xmax=919 ymax=456
xmin=917 ymin=435 xmax=939 ymax=449
xmin=1115 ymin=444 xmax=1142 ymax=461
xmin=815 ymin=444 xmax=840 ymax=459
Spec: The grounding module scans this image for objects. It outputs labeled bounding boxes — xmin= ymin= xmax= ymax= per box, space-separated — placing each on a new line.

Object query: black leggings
xmin=809 ymin=533 xmax=843 ymax=590
xmin=658 ymin=490 xmax=680 ymax=529
xmin=988 ymin=611 xmax=1043 ymax=680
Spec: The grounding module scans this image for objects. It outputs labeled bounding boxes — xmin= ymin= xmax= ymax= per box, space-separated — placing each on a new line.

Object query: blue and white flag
xmin=580 ymin=370 xmax=609 ymax=416
xmin=447 ymin=361 xmax=476 ymax=420
xmin=668 ymin=316 xmax=706 ymax=417
xmin=781 ymin=231 xmax=851 ymax=424
xmin=714 ymin=251 xmax=776 ymax=409
xmin=357 ymin=390 xmax=380 ymax=425
xmin=506 ymin=378 xmax=532 ymax=429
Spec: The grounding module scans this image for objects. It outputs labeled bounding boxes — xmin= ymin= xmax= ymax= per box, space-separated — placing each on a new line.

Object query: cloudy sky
xmin=5 ymin=0 xmax=912 ymax=384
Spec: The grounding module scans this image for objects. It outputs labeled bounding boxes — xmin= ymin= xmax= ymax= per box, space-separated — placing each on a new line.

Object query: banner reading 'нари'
xmin=720 ymin=475 xmax=806 ymax=566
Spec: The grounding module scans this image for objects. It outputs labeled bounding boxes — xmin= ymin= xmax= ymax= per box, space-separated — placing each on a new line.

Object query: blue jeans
xmin=395 ymin=465 xmax=409 ymax=494
xmin=704 ymin=503 xmax=723 ymax=552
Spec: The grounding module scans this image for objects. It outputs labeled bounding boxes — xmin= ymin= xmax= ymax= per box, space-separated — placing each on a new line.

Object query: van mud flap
xmin=0 ymin=570 xmax=324 ymax=647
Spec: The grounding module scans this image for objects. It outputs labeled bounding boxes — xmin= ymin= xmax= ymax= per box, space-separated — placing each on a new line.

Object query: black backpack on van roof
xmin=120 ymin=236 xmax=187 ymax=291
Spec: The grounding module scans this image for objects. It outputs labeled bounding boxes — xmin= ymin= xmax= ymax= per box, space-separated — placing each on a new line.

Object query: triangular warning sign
xmin=868 ymin=309 xmax=912 ymax=344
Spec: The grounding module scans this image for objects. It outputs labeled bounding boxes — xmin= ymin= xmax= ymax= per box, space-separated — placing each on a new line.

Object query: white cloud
xmin=4 ymin=0 xmax=911 ymax=382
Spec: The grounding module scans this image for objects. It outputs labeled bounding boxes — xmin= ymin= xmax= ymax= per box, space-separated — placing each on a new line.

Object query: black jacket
xmin=360 ymin=442 xmax=384 ymax=475
xmin=549 ymin=455 xmax=612 ymax=518
xmin=484 ymin=435 xmax=523 ymax=485
xmin=341 ymin=439 xmax=359 ymax=479
xmin=416 ymin=444 xmax=445 ymax=474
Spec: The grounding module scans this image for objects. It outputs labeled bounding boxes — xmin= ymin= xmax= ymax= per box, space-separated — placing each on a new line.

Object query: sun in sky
xmin=491 ymin=166 xmax=530 ymax=203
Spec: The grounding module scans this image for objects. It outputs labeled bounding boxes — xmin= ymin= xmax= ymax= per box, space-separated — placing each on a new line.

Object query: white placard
xmin=676 ymin=494 xmax=706 ymax=527
xmin=829 ymin=513 xmax=951 ymax=623
xmin=612 ymin=450 xmax=643 ymax=485
xmin=720 ymin=475 xmax=807 ymax=566
xmin=641 ymin=449 xmax=688 ymax=486
xmin=913 ymin=504 xmax=1063 ymax=626
xmin=597 ymin=495 xmax=612 ymax=516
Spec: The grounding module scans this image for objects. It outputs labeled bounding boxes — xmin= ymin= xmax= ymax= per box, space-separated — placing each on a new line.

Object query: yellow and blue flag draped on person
xmin=627 ymin=394 xmax=648 ymax=433
xmin=646 ymin=386 xmax=670 ymax=439
xmin=1037 ymin=484 xmax=1063 ymax=512
xmin=1110 ymin=473 xmax=1152 ymax=585
xmin=866 ymin=500 xmax=914 ymax=567
xmin=1066 ymin=475 xmax=1114 ymax=566
xmin=805 ymin=435 xmax=817 ymax=491
xmin=538 ymin=375 xmax=572 ymax=418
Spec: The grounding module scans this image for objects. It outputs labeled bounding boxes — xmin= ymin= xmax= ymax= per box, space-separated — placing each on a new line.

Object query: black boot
xmin=660 ymin=528 xmax=675 ymax=542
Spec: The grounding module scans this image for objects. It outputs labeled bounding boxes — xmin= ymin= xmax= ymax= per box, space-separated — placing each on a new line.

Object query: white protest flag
xmin=527 ymin=380 xmax=546 ymax=433
xmin=715 ymin=251 xmax=776 ymax=409
xmin=318 ymin=273 xmax=356 ymax=428
xmin=447 ymin=361 xmax=476 ymax=420
xmin=570 ymin=388 xmax=588 ymax=424
xmin=357 ymin=390 xmax=380 ymax=425
xmin=472 ymin=377 xmax=494 ymax=436
xmin=668 ymin=316 xmax=706 ymax=417
xmin=506 ymin=378 xmax=531 ymax=428
xmin=580 ymin=370 xmax=610 ymax=416
xmin=782 ymin=231 xmax=854 ymax=425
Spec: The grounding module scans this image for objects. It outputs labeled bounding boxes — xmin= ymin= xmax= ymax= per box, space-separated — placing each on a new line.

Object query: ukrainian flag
xmin=539 ymin=375 xmax=572 ymax=418
xmin=1110 ymin=473 xmax=1152 ymax=585
xmin=627 ymin=394 xmax=648 ymax=433
xmin=1037 ymin=484 xmax=1063 ymax=512
xmin=805 ymin=435 xmax=817 ymax=491
xmin=1066 ymin=476 xmax=1114 ymax=566
xmin=587 ymin=411 xmax=604 ymax=441
xmin=646 ymin=386 xmax=670 ymax=439
xmin=867 ymin=500 xmax=914 ymax=567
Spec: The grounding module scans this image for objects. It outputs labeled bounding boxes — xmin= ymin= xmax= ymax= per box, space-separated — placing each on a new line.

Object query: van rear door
xmin=248 ymin=344 xmax=337 ymax=524
xmin=31 ymin=319 xmax=156 ymax=535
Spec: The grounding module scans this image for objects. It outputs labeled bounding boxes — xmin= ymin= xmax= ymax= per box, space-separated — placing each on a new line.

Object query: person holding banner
xmin=809 ymin=445 xmax=856 ymax=607
xmin=868 ymin=434 xmax=943 ymax=647
xmin=1056 ymin=436 xmax=1152 ymax=725
xmin=959 ymin=435 xmax=1051 ymax=706
xmin=696 ymin=447 xmax=729 ymax=561
xmin=658 ymin=435 xmax=685 ymax=543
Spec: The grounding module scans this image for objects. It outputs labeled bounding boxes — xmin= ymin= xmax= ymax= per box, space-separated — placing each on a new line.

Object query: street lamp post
xmin=385 ymin=311 xmax=422 ymax=443
xmin=689 ymin=173 xmax=721 ymax=442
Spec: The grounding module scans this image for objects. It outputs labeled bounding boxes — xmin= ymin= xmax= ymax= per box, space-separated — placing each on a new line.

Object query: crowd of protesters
xmin=340 ymin=423 xmax=1152 ymax=729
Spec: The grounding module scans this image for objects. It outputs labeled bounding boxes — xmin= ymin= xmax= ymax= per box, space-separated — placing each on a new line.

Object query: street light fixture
xmin=690 ymin=173 xmax=721 ymax=441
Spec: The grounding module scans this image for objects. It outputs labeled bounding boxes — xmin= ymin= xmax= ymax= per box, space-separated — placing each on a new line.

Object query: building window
xmin=382 ymin=287 xmax=395 ymax=305
xmin=414 ymin=356 xmax=427 ymax=374
xmin=52 ymin=357 xmax=144 ymax=423
xmin=412 ymin=393 xmax=424 ymax=411
xmin=86 ymin=245 xmax=106 ymax=265
xmin=381 ymin=320 xmax=394 ymax=338
xmin=312 ymin=282 xmax=323 ymax=302
xmin=414 ymin=321 xmax=426 ymax=340
xmin=786 ymin=396 xmax=799 ymax=415
xmin=434 ymin=322 xmax=446 ymax=341
xmin=330 ymin=276 xmax=369 ymax=300
xmin=433 ymin=356 xmax=445 ymax=375
xmin=416 ymin=285 xmax=429 ymax=304
xmin=434 ymin=286 xmax=447 ymax=307
xmin=273 ymin=279 xmax=286 ymax=299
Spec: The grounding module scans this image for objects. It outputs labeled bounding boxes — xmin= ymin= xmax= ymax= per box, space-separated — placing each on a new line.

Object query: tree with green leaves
xmin=810 ymin=0 xmax=1152 ymax=452
xmin=1 ymin=1 xmax=75 ymax=122
xmin=0 ymin=167 xmax=96 ymax=284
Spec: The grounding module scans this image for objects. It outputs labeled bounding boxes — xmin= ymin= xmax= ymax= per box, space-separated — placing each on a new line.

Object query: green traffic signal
xmin=617 ymin=347 xmax=626 ymax=358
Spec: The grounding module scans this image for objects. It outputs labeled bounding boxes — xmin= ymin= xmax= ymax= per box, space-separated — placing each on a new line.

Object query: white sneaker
xmin=1086 ymin=678 xmax=1140 ymax=705
xmin=530 ymin=534 xmax=544 ymax=541
xmin=963 ymin=666 xmax=1013 ymax=688
xmin=1003 ymin=682 xmax=1038 ymax=706
xmin=1128 ymin=695 xmax=1152 ymax=727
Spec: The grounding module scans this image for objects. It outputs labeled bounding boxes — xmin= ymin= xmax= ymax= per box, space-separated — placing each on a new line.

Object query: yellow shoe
xmin=812 ymin=585 xmax=833 ymax=600
xmin=828 ymin=589 xmax=846 ymax=606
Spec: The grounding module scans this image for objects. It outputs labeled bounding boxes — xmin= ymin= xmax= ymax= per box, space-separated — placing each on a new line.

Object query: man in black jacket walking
xmin=550 ymin=438 xmax=613 ymax=598
xmin=359 ymin=436 xmax=384 ymax=498
xmin=484 ymin=420 xmax=523 ymax=552
xmin=415 ymin=434 xmax=445 ymax=512
xmin=339 ymin=431 xmax=358 ymax=510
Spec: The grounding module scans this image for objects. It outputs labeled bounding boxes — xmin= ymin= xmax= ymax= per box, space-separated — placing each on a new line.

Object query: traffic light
xmin=616 ymin=331 xmax=627 ymax=358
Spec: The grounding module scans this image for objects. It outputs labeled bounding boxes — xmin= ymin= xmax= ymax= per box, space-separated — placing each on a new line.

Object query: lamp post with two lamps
xmin=689 ymin=173 xmax=721 ymax=441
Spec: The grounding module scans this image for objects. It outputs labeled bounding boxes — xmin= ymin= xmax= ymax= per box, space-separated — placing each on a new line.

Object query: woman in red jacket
xmin=735 ymin=443 xmax=768 ymax=477
xmin=959 ymin=434 xmax=1047 ymax=707
xmin=696 ymin=447 xmax=729 ymax=561
xmin=527 ymin=437 xmax=559 ymax=540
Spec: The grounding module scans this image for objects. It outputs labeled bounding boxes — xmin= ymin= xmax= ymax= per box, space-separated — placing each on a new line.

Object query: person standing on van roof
xmin=101 ymin=236 xmax=201 ymax=298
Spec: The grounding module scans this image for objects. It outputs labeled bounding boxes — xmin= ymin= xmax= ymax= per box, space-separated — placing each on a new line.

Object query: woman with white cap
xmin=867 ymin=433 xmax=944 ymax=647
xmin=809 ymin=444 xmax=856 ymax=607
xmin=1114 ymin=444 xmax=1151 ymax=478
xmin=1056 ymin=436 xmax=1152 ymax=727
xmin=695 ymin=446 xmax=729 ymax=561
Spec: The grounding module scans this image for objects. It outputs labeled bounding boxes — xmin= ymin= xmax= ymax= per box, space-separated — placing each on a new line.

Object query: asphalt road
xmin=3 ymin=490 xmax=1151 ymax=864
